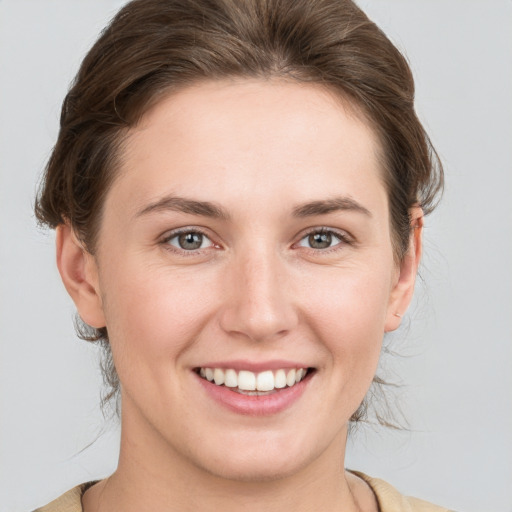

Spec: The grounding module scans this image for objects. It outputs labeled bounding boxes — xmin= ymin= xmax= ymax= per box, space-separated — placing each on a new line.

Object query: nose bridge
xmin=219 ymin=243 xmax=298 ymax=342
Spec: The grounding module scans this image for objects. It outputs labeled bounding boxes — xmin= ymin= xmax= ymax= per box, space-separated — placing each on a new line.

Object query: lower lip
xmin=195 ymin=372 xmax=312 ymax=416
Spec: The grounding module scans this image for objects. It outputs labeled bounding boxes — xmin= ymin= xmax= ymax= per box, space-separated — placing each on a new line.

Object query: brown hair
xmin=35 ymin=0 xmax=443 ymax=421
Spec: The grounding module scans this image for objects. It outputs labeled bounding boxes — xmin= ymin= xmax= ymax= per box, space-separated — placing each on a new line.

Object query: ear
xmin=384 ymin=207 xmax=423 ymax=332
xmin=56 ymin=224 xmax=106 ymax=329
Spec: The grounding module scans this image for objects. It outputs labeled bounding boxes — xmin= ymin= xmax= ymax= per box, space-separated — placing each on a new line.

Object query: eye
xmin=166 ymin=231 xmax=214 ymax=251
xmin=297 ymin=229 xmax=346 ymax=250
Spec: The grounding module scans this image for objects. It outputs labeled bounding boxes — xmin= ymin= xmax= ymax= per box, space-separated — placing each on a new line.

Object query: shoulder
xmin=32 ymin=482 xmax=96 ymax=512
xmin=351 ymin=471 xmax=455 ymax=512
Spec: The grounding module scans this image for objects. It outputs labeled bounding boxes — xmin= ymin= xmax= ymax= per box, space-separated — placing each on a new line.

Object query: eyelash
xmin=295 ymin=227 xmax=352 ymax=253
xmin=160 ymin=227 xmax=216 ymax=256
xmin=160 ymin=227 xmax=352 ymax=255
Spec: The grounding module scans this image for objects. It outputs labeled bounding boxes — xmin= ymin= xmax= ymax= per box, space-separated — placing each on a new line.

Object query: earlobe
xmin=56 ymin=224 xmax=106 ymax=329
xmin=384 ymin=208 xmax=423 ymax=332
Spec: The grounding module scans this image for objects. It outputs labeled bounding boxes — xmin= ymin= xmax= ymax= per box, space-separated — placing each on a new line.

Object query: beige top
xmin=34 ymin=473 xmax=453 ymax=512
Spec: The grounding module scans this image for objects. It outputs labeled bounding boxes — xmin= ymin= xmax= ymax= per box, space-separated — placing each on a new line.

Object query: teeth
xmin=213 ymin=368 xmax=225 ymax=385
xmin=286 ymin=369 xmax=296 ymax=387
xmin=274 ymin=369 xmax=287 ymax=389
xmin=198 ymin=367 xmax=309 ymax=392
xmin=256 ymin=370 xmax=274 ymax=392
xmin=238 ymin=370 xmax=256 ymax=391
xmin=224 ymin=369 xmax=238 ymax=388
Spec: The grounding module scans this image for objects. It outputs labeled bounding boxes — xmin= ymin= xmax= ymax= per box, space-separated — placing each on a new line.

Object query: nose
xmin=218 ymin=247 xmax=299 ymax=343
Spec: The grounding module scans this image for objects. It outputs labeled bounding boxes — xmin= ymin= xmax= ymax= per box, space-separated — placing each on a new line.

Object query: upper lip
xmin=194 ymin=360 xmax=312 ymax=372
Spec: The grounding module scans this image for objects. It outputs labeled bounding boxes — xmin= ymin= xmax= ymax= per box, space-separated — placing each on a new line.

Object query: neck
xmin=83 ymin=397 xmax=367 ymax=512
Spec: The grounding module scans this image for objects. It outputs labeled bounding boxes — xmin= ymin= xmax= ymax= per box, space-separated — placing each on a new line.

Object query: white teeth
xmin=256 ymin=370 xmax=274 ymax=392
xmin=274 ymin=369 xmax=287 ymax=389
xmin=224 ymin=369 xmax=238 ymax=388
xmin=238 ymin=370 xmax=256 ymax=391
xmin=213 ymin=368 xmax=225 ymax=385
xmin=198 ymin=367 xmax=309 ymax=392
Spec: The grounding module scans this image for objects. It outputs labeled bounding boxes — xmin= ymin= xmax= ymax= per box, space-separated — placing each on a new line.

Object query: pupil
xmin=179 ymin=232 xmax=202 ymax=250
xmin=309 ymin=232 xmax=331 ymax=249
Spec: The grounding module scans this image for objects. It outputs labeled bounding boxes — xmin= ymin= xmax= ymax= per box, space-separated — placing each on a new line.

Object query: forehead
xmin=113 ymin=78 xmax=386 ymax=216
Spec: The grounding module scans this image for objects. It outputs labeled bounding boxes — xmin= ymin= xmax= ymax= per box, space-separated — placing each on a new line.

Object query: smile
xmin=198 ymin=367 xmax=310 ymax=394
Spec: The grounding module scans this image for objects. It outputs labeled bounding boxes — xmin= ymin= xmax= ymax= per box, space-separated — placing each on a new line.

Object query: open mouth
xmin=195 ymin=367 xmax=313 ymax=396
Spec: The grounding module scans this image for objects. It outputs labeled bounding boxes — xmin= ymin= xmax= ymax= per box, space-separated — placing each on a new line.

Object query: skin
xmin=57 ymin=79 xmax=422 ymax=512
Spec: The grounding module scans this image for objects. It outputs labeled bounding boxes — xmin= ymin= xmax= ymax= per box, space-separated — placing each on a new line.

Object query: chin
xmin=184 ymin=430 xmax=326 ymax=483
xmin=200 ymin=453 xmax=310 ymax=483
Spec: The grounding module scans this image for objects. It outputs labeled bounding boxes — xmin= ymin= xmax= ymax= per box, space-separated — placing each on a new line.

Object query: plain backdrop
xmin=1 ymin=1 xmax=511 ymax=511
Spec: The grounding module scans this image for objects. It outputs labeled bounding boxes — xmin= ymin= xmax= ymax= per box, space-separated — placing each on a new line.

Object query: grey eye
xmin=298 ymin=230 xmax=343 ymax=250
xmin=168 ymin=232 xmax=213 ymax=250
xmin=308 ymin=232 xmax=332 ymax=249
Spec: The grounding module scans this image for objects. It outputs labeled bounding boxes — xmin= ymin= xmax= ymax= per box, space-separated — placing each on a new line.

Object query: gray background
xmin=1 ymin=1 xmax=511 ymax=511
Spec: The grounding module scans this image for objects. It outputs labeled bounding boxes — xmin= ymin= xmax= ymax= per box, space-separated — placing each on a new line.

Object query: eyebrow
xmin=292 ymin=197 xmax=372 ymax=218
xmin=135 ymin=195 xmax=230 ymax=220
xmin=135 ymin=194 xmax=371 ymax=220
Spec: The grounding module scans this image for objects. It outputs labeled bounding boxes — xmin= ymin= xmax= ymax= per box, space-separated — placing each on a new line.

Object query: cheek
xmin=300 ymin=263 xmax=393 ymax=369
xmin=99 ymin=262 xmax=216 ymax=375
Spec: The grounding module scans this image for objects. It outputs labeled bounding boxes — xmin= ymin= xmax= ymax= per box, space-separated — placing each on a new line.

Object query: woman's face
xmin=64 ymin=79 xmax=418 ymax=481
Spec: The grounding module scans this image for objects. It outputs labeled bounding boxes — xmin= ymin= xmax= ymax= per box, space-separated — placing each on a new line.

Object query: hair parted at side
xmin=35 ymin=0 xmax=443 ymax=422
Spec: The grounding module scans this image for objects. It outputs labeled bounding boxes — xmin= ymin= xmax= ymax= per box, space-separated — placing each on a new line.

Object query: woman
xmin=33 ymin=0 xmax=448 ymax=510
